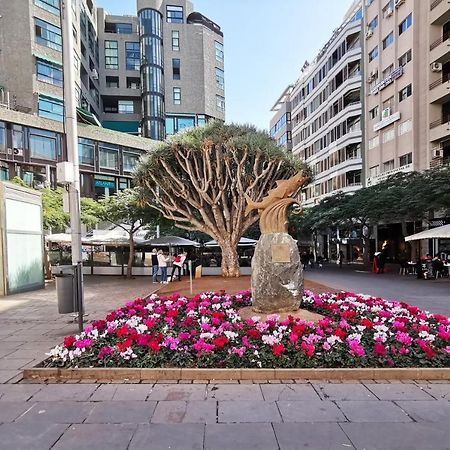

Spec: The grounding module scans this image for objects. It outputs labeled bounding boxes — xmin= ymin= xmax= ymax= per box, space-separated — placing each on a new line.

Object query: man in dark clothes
xmin=151 ymin=249 xmax=159 ymax=283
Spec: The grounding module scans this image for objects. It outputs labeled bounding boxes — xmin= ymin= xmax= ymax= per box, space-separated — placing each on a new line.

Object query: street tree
xmin=135 ymin=122 xmax=307 ymax=277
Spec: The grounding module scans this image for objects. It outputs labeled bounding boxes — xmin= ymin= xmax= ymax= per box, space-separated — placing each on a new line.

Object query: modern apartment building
xmin=0 ymin=0 xmax=225 ymax=140
xmin=270 ymin=1 xmax=363 ymax=208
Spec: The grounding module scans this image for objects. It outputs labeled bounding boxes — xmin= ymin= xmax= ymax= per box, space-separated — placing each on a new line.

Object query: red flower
xmin=116 ymin=325 xmax=130 ymax=338
xmin=166 ymin=309 xmax=178 ymax=318
xmin=117 ymin=338 xmax=133 ymax=352
xmin=272 ymin=344 xmax=285 ymax=356
xmin=92 ymin=320 xmax=107 ymax=331
xmin=213 ymin=336 xmax=229 ymax=348
xmin=374 ymin=342 xmax=387 ymax=357
xmin=292 ymin=324 xmax=307 ymax=336
xmin=247 ymin=329 xmax=261 ymax=340
xmin=360 ymin=318 xmax=373 ymax=329
xmin=334 ymin=328 xmax=347 ymax=340
xmin=148 ymin=340 xmax=160 ymax=353
xmin=301 ymin=341 xmax=315 ymax=358
xmin=63 ymin=335 xmax=76 ymax=348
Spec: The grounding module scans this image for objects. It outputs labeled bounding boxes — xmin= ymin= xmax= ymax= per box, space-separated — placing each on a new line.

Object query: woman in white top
xmin=157 ymin=250 xmax=170 ymax=283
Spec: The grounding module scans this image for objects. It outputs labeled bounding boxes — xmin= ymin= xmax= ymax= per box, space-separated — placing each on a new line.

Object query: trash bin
xmin=55 ymin=266 xmax=79 ymax=314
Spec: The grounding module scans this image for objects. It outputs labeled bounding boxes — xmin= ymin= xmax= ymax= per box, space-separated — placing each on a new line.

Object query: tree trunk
xmin=127 ymin=233 xmax=134 ymax=278
xmin=43 ymin=244 xmax=52 ymax=280
xmin=219 ymin=241 xmax=241 ymax=277
xmin=362 ymin=236 xmax=370 ymax=266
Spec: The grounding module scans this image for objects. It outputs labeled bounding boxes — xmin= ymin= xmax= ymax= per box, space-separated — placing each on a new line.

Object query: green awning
xmin=33 ymin=52 xmax=62 ymax=66
xmin=77 ymin=107 xmax=102 ymax=127
xmin=102 ymin=121 xmax=140 ymax=134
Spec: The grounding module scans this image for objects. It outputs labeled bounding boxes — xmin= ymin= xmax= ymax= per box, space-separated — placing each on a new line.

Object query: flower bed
xmin=45 ymin=291 xmax=450 ymax=369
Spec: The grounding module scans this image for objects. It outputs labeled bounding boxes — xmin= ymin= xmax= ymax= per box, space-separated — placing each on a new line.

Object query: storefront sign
xmin=429 ymin=218 xmax=450 ymax=228
xmin=371 ymin=66 xmax=403 ymax=95
xmin=366 ymin=163 xmax=413 ymax=187
xmin=373 ymin=111 xmax=401 ymax=132
xmin=94 ymin=177 xmax=115 ymax=189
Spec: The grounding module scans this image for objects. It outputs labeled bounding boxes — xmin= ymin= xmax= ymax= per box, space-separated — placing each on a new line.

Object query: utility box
xmin=0 ymin=182 xmax=44 ymax=296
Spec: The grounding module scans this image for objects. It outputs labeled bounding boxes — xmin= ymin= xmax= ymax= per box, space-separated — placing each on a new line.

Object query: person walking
xmin=151 ymin=249 xmax=159 ymax=283
xmin=338 ymin=250 xmax=344 ymax=268
xmin=157 ymin=250 xmax=170 ymax=284
xmin=170 ymin=251 xmax=187 ymax=281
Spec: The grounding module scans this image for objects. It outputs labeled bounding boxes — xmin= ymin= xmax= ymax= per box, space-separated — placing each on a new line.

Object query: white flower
xmin=224 ymin=331 xmax=238 ymax=340
xmin=262 ymin=334 xmax=279 ymax=345
xmin=200 ymin=332 xmax=214 ymax=340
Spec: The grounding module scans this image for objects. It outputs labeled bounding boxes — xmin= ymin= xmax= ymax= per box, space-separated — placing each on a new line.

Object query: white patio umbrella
xmin=204 ymin=237 xmax=258 ymax=247
xmin=405 ymin=224 xmax=450 ymax=242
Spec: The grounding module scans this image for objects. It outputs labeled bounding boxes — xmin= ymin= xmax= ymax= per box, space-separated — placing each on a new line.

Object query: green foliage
xmin=41 ymin=187 xmax=69 ymax=231
xmin=80 ymin=197 xmax=103 ymax=229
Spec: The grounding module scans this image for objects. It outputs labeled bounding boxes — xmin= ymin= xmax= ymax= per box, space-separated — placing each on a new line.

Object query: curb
xmin=22 ymin=367 xmax=450 ymax=382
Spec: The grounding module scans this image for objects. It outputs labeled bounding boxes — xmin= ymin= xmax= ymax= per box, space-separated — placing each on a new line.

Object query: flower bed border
xmin=22 ymin=367 xmax=450 ymax=382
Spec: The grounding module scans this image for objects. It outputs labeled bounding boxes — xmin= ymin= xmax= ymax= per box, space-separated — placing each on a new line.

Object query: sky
xmin=96 ymin=0 xmax=356 ymax=131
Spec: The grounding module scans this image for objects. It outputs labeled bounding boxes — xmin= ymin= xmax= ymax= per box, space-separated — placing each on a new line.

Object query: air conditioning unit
xmin=91 ymin=69 xmax=99 ymax=80
xmin=382 ymin=107 xmax=391 ymax=118
xmin=433 ymin=147 xmax=442 ymax=158
xmin=386 ymin=7 xmax=393 ymax=17
xmin=431 ymin=62 xmax=442 ymax=72
xmin=395 ymin=0 xmax=405 ymax=7
xmin=13 ymin=148 xmax=23 ymax=156
xmin=367 ymin=71 xmax=377 ymax=82
xmin=365 ymin=28 xmax=373 ymax=39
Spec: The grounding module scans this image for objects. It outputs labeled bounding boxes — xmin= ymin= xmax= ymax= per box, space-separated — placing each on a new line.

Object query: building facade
xmin=0 ymin=0 xmax=225 ymax=140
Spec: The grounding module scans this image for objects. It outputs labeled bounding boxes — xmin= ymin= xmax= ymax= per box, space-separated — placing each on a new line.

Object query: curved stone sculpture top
xmin=245 ymin=172 xmax=310 ymax=234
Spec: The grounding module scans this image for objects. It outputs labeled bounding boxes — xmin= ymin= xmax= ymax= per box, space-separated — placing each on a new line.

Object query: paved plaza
xmin=0 ymin=273 xmax=448 ymax=449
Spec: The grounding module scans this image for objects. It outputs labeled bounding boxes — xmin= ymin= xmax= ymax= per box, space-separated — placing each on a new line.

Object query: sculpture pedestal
xmin=251 ymin=233 xmax=303 ymax=313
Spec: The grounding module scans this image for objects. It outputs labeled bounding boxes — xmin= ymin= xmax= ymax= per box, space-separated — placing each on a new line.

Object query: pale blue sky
xmin=97 ymin=0 xmax=355 ymax=131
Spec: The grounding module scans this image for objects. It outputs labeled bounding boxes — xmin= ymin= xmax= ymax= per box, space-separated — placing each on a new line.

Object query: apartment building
xmin=0 ymin=0 xmax=225 ymax=140
xmin=270 ymin=1 xmax=363 ymax=208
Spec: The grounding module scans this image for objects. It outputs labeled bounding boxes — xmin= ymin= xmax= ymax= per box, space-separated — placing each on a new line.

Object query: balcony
xmin=430 ymin=33 xmax=450 ymax=63
xmin=429 ymin=76 xmax=450 ymax=103
xmin=430 ymin=116 xmax=450 ymax=141
xmin=430 ymin=0 xmax=450 ymax=25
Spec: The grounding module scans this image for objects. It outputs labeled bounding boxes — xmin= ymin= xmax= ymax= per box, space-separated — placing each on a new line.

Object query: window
xmin=35 ymin=18 xmax=62 ymax=51
xmin=78 ymin=138 xmax=95 ymax=165
xmin=36 ymin=58 xmax=63 ymax=86
xmin=369 ymin=165 xmax=379 ymax=177
xmin=369 ymin=46 xmax=378 ymax=62
xmin=173 ymin=87 xmax=181 ymax=105
xmin=368 ymin=136 xmax=379 ymax=149
xmin=398 ymin=119 xmax=412 ymax=136
xmin=166 ymin=5 xmax=183 ymax=23
xmin=382 ymin=0 xmax=394 ymax=18
xmin=172 ymin=58 xmax=181 ymax=80
xmin=106 ymin=76 xmax=119 ymax=88
xmin=0 ymin=166 xmax=9 ymax=181
xmin=399 ymin=84 xmax=412 ymax=102
xmin=0 ymin=122 xmax=5 ymax=152
xmin=29 ymin=128 xmax=60 ymax=160
xmin=369 ymin=105 xmax=379 ymax=120
xmin=382 ymin=96 xmax=394 ymax=111
xmin=99 ymin=144 xmax=118 ymax=169
xmin=125 ymin=42 xmax=140 ymax=71
xmin=215 ymin=67 xmax=224 ymax=90
xmin=398 ymin=49 xmax=412 ymax=66
xmin=382 ymin=31 xmax=394 ymax=50
xmin=216 ymin=95 xmax=225 ymax=113
xmin=172 ymin=31 xmax=180 ymax=51
xmin=105 ymin=40 xmax=119 ymax=69
xmin=367 ymin=0 xmax=375 ymax=6
xmin=383 ymin=159 xmax=394 ymax=171
xmin=123 ymin=152 xmax=140 ymax=172
xmin=382 ymin=64 xmax=393 ymax=78
xmin=399 ymin=14 xmax=412 ymax=35
xmin=382 ymin=128 xmax=395 ymax=143
xmin=116 ymin=23 xmax=133 ymax=34
xmin=12 ymin=125 xmax=24 ymax=150
xmin=368 ymin=16 xmax=378 ymax=31
xmin=399 ymin=153 xmax=412 ymax=166
xmin=38 ymin=95 xmax=64 ymax=121
xmin=34 ymin=0 xmax=60 ymax=15
xmin=127 ymin=77 xmax=140 ymax=89
xmin=215 ymin=41 xmax=224 ymax=63
xmin=118 ymin=100 xmax=134 ymax=114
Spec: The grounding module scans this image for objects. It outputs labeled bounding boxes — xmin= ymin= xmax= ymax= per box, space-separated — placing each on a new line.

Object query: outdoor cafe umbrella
xmin=204 ymin=237 xmax=258 ymax=247
xmin=143 ymin=235 xmax=201 ymax=248
xmin=405 ymin=224 xmax=450 ymax=242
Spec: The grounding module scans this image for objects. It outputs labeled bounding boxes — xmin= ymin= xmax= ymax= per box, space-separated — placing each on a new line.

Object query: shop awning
xmin=33 ymin=52 xmax=62 ymax=66
xmin=405 ymin=224 xmax=450 ymax=242
xmin=102 ymin=121 xmax=139 ymax=134
xmin=77 ymin=107 xmax=102 ymax=127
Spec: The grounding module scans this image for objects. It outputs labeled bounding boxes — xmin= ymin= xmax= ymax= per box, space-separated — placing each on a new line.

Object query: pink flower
xmin=374 ymin=342 xmax=387 ymax=357
xmin=443 ymin=346 xmax=450 ymax=354
xmin=348 ymin=340 xmax=365 ymax=357
xmin=395 ymin=332 xmax=413 ymax=346
xmin=399 ymin=347 xmax=410 ymax=355
xmin=98 ymin=346 xmax=113 ymax=359
xmin=301 ymin=341 xmax=315 ymax=358
xmin=322 ymin=342 xmax=331 ymax=351
xmin=75 ymin=339 xmax=93 ymax=349
xmin=230 ymin=346 xmax=246 ymax=357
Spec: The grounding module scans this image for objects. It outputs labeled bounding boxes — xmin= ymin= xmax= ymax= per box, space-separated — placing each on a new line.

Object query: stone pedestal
xmin=251 ymin=233 xmax=303 ymax=313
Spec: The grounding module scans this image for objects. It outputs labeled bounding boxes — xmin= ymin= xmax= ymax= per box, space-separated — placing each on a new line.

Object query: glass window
xmin=127 ymin=77 xmax=140 ymax=89
xmin=382 ymin=0 xmax=394 ymax=18
xmin=35 ymin=18 xmax=62 ymax=51
xmin=398 ymin=49 xmax=412 ymax=66
xmin=369 ymin=46 xmax=378 ymax=62
xmin=0 ymin=122 xmax=5 ymax=152
xmin=99 ymin=144 xmax=118 ymax=169
xmin=172 ymin=30 xmax=180 ymax=51
xmin=398 ymin=119 xmax=412 ymax=136
xmin=34 ymin=0 xmax=60 ymax=15
xmin=29 ymin=128 xmax=60 ymax=160
xmin=178 ymin=117 xmax=195 ymax=131
xmin=125 ymin=42 xmax=140 ymax=71
xmin=38 ymin=95 xmax=64 ymax=122
xmin=106 ymin=76 xmax=119 ymax=88
xmin=123 ymin=152 xmax=140 ymax=172
xmin=172 ymin=58 xmax=180 ymax=80
xmin=94 ymin=175 xmax=116 ymax=198
xmin=382 ymin=128 xmax=395 ymax=143
xmin=369 ymin=165 xmax=379 ymax=177
xmin=116 ymin=23 xmax=133 ymax=34
xmin=105 ymin=40 xmax=119 ymax=69
xmin=382 ymin=31 xmax=394 ymax=50
xmin=12 ymin=125 xmax=24 ymax=150
xmin=399 ymin=153 xmax=412 ymax=166
xmin=216 ymin=95 xmax=225 ymax=113
xmin=383 ymin=159 xmax=394 ymax=171
xmin=36 ymin=58 xmax=63 ymax=86
xmin=215 ymin=67 xmax=224 ymax=90
xmin=119 ymin=177 xmax=130 ymax=190
xmin=166 ymin=5 xmax=183 ymax=23
xmin=399 ymin=14 xmax=412 ymax=35
xmin=369 ymin=105 xmax=379 ymax=120
xmin=78 ymin=138 xmax=95 ymax=165
xmin=215 ymin=41 xmax=224 ymax=63
xmin=173 ymin=87 xmax=181 ymax=105
xmin=0 ymin=165 xmax=9 ymax=181
xmin=118 ymin=100 xmax=134 ymax=114
xmin=368 ymin=16 xmax=378 ymax=31
xmin=165 ymin=117 xmax=175 ymax=135
xmin=399 ymin=84 xmax=412 ymax=102
xmin=197 ymin=115 xmax=207 ymax=126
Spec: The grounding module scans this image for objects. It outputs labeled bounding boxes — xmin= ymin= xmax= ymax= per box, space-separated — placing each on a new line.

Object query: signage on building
xmin=429 ymin=218 xmax=450 ymax=229
xmin=94 ymin=176 xmax=115 ymax=189
xmin=366 ymin=162 xmax=412 ymax=187
xmin=370 ymin=66 xmax=403 ymax=95
xmin=373 ymin=111 xmax=401 ymax=132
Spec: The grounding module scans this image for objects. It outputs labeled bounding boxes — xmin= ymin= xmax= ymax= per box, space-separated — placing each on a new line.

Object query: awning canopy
xmin=143 ymin=235 xmax=200 ymax=247
xmin=204 ymin=237 xmax=258 ymax=247
xmin=405 ymin=224 xmax=450 ymax=242
xmin=77 ymin=107 xmax=102 ymax=127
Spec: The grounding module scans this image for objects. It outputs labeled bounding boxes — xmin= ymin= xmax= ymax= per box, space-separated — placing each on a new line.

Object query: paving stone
xmin=337 ymin=400 xmax=412 ymax=422
xmin=273 ymin=423 xmax=355 ymax=450
xmin=0 ymin=401 xmax=34 ymax=423
xmin=151 ymin=400 xmax=216 ymax=424
xmin=0 ymin=358 xmax=33 ymax=370
xmin=417 ymin=383 xmax=450 ymax=400
xmin=0 ymin=370 xmax=21 ymax=383
xmin=147 ymin=384 xmax=207 ymax=401
xmin=31 ymin=384 xmax=98 ymax=402
xmin=207 ymin=384 xmax=263 ymax=401
xmin=205 ymin=423 xmax=278 ymax=450
xmin=130 ymin=423 xmax=204 ymax=450
xmin=53 ymin=424 xmax=137 ymax=450
xmin=112 ymin=384 xmax=152 ymax=401
xmin=0 ymin=384 xmax=42 ymax=401
xmin=341 ymin=422 xmax=450 ymax=450
xmin=366 ymin=383 xmax=435 ymax=401
xmin=86 ymin=401 xmax=157 ymax=424
xmin=277 ymin=400 xmax=346 ymax=422
xmin=0 ymin=422 xmax=66 ymax=450
xmin=4 ymin=349 xmax=46 ymax=360
xmin=260 ymin=383 xmax=320 ymax=402
xmin=17 ymin=401 xmax=93 ymax=424
xmin=89 ymin=384 xmax=118 ymax=401
xmin=218 ymin=400 xmax=281 ymax=423
xmin=396 ymin=400 xmax=450 ymax=422
xmin=315 ymin=382 xmax=377 ymax=401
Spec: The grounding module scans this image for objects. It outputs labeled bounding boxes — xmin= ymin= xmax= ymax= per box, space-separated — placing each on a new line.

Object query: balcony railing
xmin=429 ymin=76 xmax=450 ymax=90
xmin=430 ymin=0 xmax=443 ymax=11
xmin=430 ymin=115 xmax=450 ymax=129
xmin=430 ymin=32 xmax=450 ymax=51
